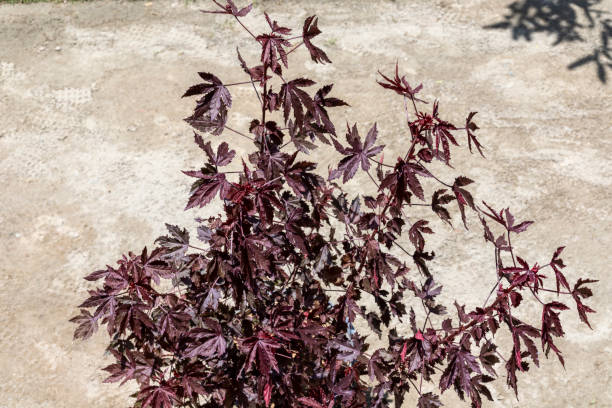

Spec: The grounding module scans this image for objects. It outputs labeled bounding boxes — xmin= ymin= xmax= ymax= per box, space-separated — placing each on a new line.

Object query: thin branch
xmin=234 ymin=15 xmax=257 ymax=40
xmin=285 ymin=41 xmax=304 ymax=57
xmin=482 ymin=248 xmax=503 ymax=308
xmin=421 ymin=307 xmax=431 ymax=332
xmin=407 ymin=378 xmax=422 ymax=396
xmin=224 ymin=80 xmax=254 ymax=87
xmin=426 ymin=168 xmax=453 ymax=188
xmin=528 ymin=285 xmax=546 ymax=305
xmin=368 ymin=156 xmax=395 ymax=168
xmin=366 ymin=169 xmax=380 ymax=189
xmin=531 ymin=286 xmax=573 ymax=295
xmin=392 ymin=241 xmax=415 ymax=259
xmin=225 ymin=125 xmax=254 ymax=141
xmin=250 ymin=78 xmax=263 ymax=104
xmin=507 ymin=231 xmax=517 ymax=267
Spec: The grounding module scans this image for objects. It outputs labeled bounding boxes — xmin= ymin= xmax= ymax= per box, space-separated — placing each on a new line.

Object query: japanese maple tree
xmin=72 ymin=2 xmax=597 ymax=407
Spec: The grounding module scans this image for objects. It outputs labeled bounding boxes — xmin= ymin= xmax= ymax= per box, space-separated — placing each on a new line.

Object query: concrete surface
xmin=0 ymin=0 xmax=610 ymax=407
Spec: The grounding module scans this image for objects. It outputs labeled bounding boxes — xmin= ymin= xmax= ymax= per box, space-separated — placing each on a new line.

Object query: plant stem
xmin=234 ymin=15 xmax=257 ymax=40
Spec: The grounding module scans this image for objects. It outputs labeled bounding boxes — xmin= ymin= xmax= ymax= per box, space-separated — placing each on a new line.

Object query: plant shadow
xmin=484 ymin=0 xmax=611 ymax=83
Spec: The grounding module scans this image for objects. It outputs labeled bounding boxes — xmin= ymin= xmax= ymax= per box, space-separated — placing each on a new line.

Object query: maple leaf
xmin=571 ymin=278 xmax=597 ymax=329
xmin=278 ymin=78 xmax=316 ymax=128
xmin=139 ymin=247 xmax=173 ymax=285
xmin=284 ymin=158 xmax=319 ymax=199
xmin=431 ymin=101 xmax=459 ymax=164
xmin=335 ymin=285 xmax=365 ymax=323
xmin=284 ymin=206 xmax=309 ymax=253
xmin=176 ymin=363 xmax=208 ymax=398
xmin=184 ymin=319 xmax=228 ymax=358
xmin=417 ymin=147 xmax=434 ymax=163
xmin=112 ymin=302 xmax=155 ymax=339
xmin=303 ymin=15 xmax=331 ymax=64
xmin=439 ymin=345 xmax=481 ymax=396
xmin=84 ymin=265 xmax=114 ymax=281
xmin=184 ymin=104 xmax=228 ymax=136
xmin=238 ymin=331 xmax=281 ymax=377
xmin=155 ymin=224 xmax=190 ymax=260
xmin=431 ymin=189 xmax=455 ymax=226
xmin=252 ymin=150 xmax=289 ymax=178
xmin=377 ymin=63 xmax=426 ymax=103
xmin=452 ymin=176 xmax=476 ymax=228
xmin=504 ymin=208 xmax=533 ymax=234
xmin=505 ymin=348 xmax=530 ymax=396
xmin=418 ymin=392 xmax=443 ymax=408
xmin=402 ymin=162 xmax=427 ymax=200
xmin=102 ymin=350 xmax=154 ymax=386
xmin=550 ymin=246 xmax=570 ymax=294
xmin=509 ymin=291 xmax=523 ymax=307
xmin=182 ymin=172 xmax=231 ymax=210
xmin=156 ymin=306 xmax=191 ymax=339
xmin=249 ymin=119 xmax=285 ymax=147
xmin=502 ymin=257 xmax=546 ymax=292
xmin=286 ymin=119 xmax=317 ymax=154
xmin=409 ymin=220 xmax=434 ymax=251
xmin=109 ymin=255 xmax=155 ymax=302
xmin=481 ymin=202 xmax=532 ymax=234
xmin=79 ymin=289 xmax=117 ymax=320
xmin=478 ymin=216 xmax=510 ymax=252
xmin=252 ymin=179 xmax=283 ymax=226
xmin=269 ymin=308 xmax=300 ymax=342
xmin=183 ymin=72 xmax=232 ymax=121
xmin=478 ymin=340 xmax=499 ymax=376
xmin=330 ymin=337 xmax=362 ymax=363
xmin=256 ymin=13 xmax=292 ymax=71
xmin=137 ymin=383 xmax=178 ymax=408
xmin=465 ymin=112 xmax=484 ymax=157
xmin=411 ymin=277 xmax=445 ymax=316
xmin=469 ymin=374 xmax=495 ymax=408
xmin=297 ymin=322 xmax=329 ymax=353
xmin=196 ymin=224 xmax=213 ymax=243
xmin=194 ymin=134 xmax=236 ymax=167
xmin=510 ymin=323 xmax=540 ymax=369
xmin=368 ymin=349 xmax=390 ymax=382
xmin=330 ymin=123 xmax=384 ymax=182
xmin=412 ymin=249 xmax=435 ymax=278
xmin=200 ymin=287 xmax=221 ymax=311
xmin=309 ymin=84 xmax=348 ymax=135
xmin=541 ymin=301 xmax=569 ymax=366
xmin=70 ymin=309 xmax=98 ymax=340
xmin=100 ymin=264 xmax=130 ymax=294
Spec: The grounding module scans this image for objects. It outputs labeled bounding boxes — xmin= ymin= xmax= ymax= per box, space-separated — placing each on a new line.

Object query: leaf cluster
xmin=72 ymin=2 xmax=597 ymax=407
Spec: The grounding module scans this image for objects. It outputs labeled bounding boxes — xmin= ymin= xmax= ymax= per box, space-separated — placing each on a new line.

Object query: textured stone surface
xmin=0 ymin=0 xmax=610 ymax=407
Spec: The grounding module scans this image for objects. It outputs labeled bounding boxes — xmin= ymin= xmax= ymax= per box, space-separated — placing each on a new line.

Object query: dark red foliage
xmin=303 ymin=15 xmax=331 ymax=64
xmin=72 ymin=2 xmax=597 ymax=407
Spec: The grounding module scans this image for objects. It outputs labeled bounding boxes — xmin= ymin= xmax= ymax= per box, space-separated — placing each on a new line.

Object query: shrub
xmin=71 ymin=1 xmax=597 ymax=407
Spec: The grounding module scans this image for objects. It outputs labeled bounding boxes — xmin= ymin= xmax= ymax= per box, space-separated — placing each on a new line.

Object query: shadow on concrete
xmin=485 ymin=0 xmax=611 ymax=83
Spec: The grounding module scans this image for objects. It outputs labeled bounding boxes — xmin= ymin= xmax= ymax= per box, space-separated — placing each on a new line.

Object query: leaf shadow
xmin=484 ymin=0 xmax=611 ymax=83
